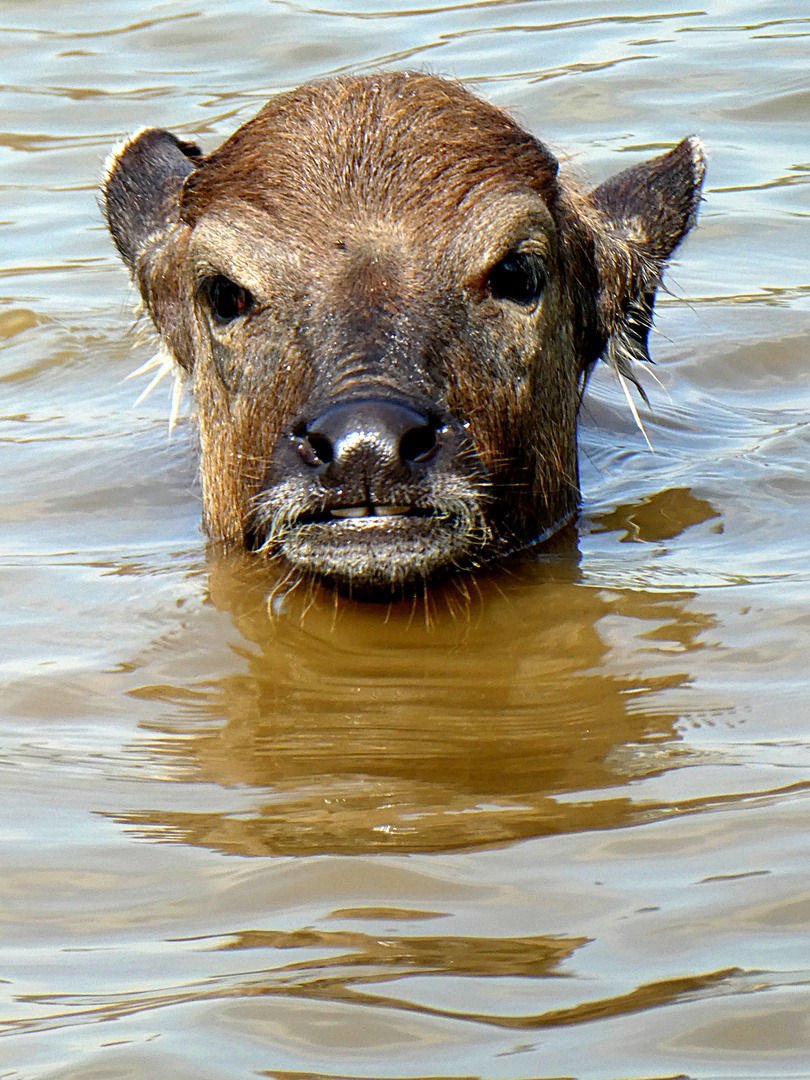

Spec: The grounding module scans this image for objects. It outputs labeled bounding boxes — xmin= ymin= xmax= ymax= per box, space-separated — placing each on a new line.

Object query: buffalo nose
xmin=295 ymin=399 xmax=440 ymax=481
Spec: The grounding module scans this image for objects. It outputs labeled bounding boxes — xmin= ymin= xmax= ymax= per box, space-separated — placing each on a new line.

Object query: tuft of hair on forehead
xmin=179 ymin=72 xmax=560 ymax=225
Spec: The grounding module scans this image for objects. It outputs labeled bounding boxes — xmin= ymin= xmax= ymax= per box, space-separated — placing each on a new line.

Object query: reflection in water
xmin=4 ymin=919 xmax=758 ymax=1044
xmin=113 ymin=488 xmax=723 ymax=858
xmin=17 ymin=486 xmax=783 ymax=1053
xmin=589 ymin=486 xmax=721 ymax=543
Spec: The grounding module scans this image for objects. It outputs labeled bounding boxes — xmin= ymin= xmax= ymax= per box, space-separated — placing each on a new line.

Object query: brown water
xmin=1 ymin=1 xmax=810 ymax=1077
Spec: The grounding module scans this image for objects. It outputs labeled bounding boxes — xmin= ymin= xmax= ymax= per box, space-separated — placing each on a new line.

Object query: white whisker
xmin=617 ymin=370 xmax=653 ymax=451
xmin=168 ymin=371 xmax=184 ymax=436
xmin=126 ymin=348 xmax=173 ymax=382
xmin=132 ymin=364 xmax=172 ymax=407
xmin=127 ymin=347 xmax=185 ymax=433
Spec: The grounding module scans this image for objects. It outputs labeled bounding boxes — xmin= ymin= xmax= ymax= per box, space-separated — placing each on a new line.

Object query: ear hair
xmin=588 ymin=137 xmax=706 ymax=400
xmin=104 ymin=128 xmax=204 ymax=370
xmin=104 ymin=127 xmax=202 ymax=268
xmin=591 ymin=137 xmax=705 ymax=262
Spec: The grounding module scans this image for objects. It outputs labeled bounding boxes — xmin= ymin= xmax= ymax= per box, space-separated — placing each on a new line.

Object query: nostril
xmin=399 ymin=422 xmax=440 ymax=464
xmin=291 ymin=400 xmax=442 ymax=475
xmin=303 ymin=431 xmax=334 ymax=465
xmin=292 ymin=420 xmax=335 ymax=467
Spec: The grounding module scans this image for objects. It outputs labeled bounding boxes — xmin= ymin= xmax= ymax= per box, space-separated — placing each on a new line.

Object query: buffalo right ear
xmin=104 ymin=129 xmax=203 ymax=370
xmin=104 ymin=128 xmax=202 ymax=272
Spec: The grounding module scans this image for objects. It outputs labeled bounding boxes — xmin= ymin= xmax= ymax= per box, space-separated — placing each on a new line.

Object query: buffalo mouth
xmin=250 ymin=496 xmax=487 ymax=597
xmin=293 ymin=503 xmax=431 ymax=524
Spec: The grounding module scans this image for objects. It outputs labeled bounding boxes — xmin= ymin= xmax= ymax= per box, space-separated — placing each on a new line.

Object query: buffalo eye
xmin=204 ymin=275 xmax=253 ymax=324
xmin=488 ymin=253 xmax=545 ymax=307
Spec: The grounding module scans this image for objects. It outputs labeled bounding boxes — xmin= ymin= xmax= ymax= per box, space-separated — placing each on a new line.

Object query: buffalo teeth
xmin=329 ymin=505 xmax=410 ymax=519
xmin=330 ymin=507 xmax=370 ymax=519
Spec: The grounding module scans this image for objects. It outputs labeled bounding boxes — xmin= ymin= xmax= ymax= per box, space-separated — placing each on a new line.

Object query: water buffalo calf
xmin=104 ymin=72 xmax=704 ymax=598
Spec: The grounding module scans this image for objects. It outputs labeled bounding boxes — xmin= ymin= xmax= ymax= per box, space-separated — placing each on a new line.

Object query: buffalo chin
xmin=275 ymin=513 xmax=482 ymax=598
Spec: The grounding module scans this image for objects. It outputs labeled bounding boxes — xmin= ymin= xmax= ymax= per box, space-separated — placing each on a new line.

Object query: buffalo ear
xmin=588 ymin=137 xmax=705 ymax=377
xmin=104 ymin=129 xmax=204 ymax=371
xmin=104 ymin=128 xmax=202 ymax=271
xmin=591 ymin=136 xmax=705 ymax=261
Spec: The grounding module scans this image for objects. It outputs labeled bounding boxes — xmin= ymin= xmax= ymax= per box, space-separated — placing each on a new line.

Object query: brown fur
xmin=104 ymin=72 xmax=704 ymax=597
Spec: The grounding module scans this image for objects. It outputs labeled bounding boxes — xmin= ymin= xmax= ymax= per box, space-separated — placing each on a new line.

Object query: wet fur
xmin=104 ymin=72 xmax=704 ymax=597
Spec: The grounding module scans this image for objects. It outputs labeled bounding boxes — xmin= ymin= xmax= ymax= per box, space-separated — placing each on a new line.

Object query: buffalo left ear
xmin=591 ymin=136 xmax=706 ymax=261
xmin=589 ymin=137 xmax=706 ymax=371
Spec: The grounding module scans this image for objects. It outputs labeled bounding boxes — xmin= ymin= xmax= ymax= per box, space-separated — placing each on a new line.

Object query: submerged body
xmin=104 ymin=72 xmax=704 ymax=598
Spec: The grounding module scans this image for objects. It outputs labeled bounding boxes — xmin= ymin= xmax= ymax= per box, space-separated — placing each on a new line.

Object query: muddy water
xmin=1 ymin=1 xmax=810 ymax=1077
